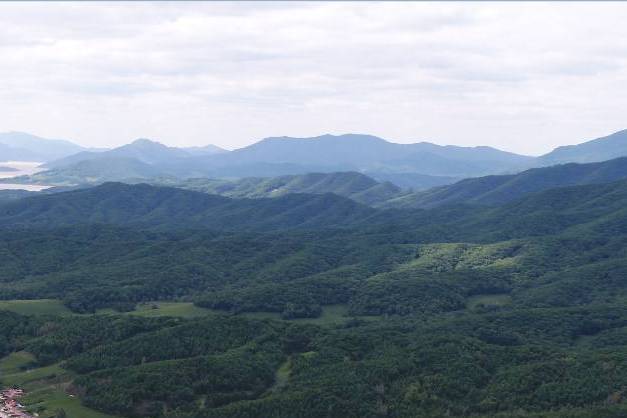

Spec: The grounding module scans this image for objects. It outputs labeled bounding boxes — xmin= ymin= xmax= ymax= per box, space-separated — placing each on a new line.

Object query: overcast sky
xmin=1 ymin=2 xmax=626 ymax=155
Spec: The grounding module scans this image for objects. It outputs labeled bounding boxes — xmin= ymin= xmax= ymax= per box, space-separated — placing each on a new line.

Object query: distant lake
xmin=0 ymin=161 xmax=50 ymax=191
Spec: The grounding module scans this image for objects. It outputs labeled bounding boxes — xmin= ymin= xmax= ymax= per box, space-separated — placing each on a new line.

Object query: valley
xmin=4 ymin=2 xmax=627 ymax=416
xmin=3 ymin=129 xmax=627 ymax=417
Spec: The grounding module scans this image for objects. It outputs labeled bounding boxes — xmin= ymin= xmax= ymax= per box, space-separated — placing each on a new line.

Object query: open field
xmin=98 ymin=301 xmax=216 ymax=319
xmin=0 ymin=351 xmax=36 ymax=376
xmin=122 ymin=302 xmax=364 ymax=326
xmin=0 ymin=299 xmax=73 ymax=316
xmin=1 ymin=362 xmax=65 ymax=388
xmin=1 ymin=298 xmax=374 ymax=326
xmin=21 ymin=386 xmax=121 ymax=418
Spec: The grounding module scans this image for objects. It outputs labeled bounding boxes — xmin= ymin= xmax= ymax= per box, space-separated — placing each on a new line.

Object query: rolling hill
xmin=3 ymin=176 xmax=627 ymax=239
xmin=4 ymin=172 xmax=627 ymax=418
xmin=0 ymin=182 xmax=378 ymax=230
xmin=386 ymin=156 xmax=627 ymax=208
xmin=156 ymin=172 xmax=402 ymax=206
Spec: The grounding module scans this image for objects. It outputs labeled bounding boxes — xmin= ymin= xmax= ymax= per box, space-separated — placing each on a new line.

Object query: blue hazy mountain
xmin=38 ymin=134 xmax=532 ymax=188
xmin=183 ymin=144 xmax=228 ymax=156
xmin=44 ymin=138 xmax=190 ymax=168
xmin=538 ymin=129 xmax=627 ymax=165
xmin=0 ymin=131 xmax=92 ymax=162
xmin=16 ymin=129 xmax=627 ymax=195
xmin=193 ymin=134 xmax=534 ymax=178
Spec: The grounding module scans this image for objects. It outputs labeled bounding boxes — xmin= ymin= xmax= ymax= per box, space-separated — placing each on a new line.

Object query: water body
xmin=0 ymin=161 xmax=50 ymax=191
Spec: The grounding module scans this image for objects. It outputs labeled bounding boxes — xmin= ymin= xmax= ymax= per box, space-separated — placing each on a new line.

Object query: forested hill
xmin=3 ymin=178 xmax=627 ymax=240
xmin=0 ymin=182 xmax=379 ymax=230
xmin=386 ymin=156 xmax=627 ymax=208
xmin=371 ymin=179 xmax=627 ymax=243
xmin=154 ymin=171 xmax=402 ymax=206
xmin=4 ymin=172 xmax=627 ymax=418
xmin=15 ymin=157 xmax=627 ymax=212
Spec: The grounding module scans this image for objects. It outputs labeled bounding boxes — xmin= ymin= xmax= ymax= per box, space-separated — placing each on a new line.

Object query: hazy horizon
xmin=2 ymin=2 xmax=627 ymax=155
xmin=3 ymin=128 xmax=627 ymax=158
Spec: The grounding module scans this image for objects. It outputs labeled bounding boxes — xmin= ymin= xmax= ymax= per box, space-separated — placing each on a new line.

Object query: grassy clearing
xmin=107 ymin=301 xmax=365 ymax=326
xmin=1 ymin=362 xmax=65 ymax=388
xmin=0 ymin=299 xmax=72 ymax=316
xmin=22 ymin=387 xmax=121 ymax=418
xmin=2 ymin=299 xmax=377 ymax=326
xmin=98 ymin=301 xmax=217 ymax=319
xmin=269 ymin=356 xmax=292 ymax=393
xmin=467 ymin=294 xmax=512 ymax=310
xmin=0 ymin=351 xmax=36 ymax=376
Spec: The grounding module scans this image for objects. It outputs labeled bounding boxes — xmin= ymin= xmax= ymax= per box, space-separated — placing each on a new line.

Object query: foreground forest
xmin=2 ymin=176 xmax=627 ymax=417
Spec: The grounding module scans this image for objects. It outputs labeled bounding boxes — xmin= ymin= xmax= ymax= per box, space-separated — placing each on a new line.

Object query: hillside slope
xmin=158 ymin=172 xmax=402 ymax=206
xmin=387 ymin=157 xmax=627 ymax=208
xmin=0 ymin=182 xmax=377 ymax=230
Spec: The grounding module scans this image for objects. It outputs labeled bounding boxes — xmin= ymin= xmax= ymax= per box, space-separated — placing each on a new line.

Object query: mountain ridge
xmin=384 ymin=156 xmax=627 ymax=208
xmin=0 ymin=182 xmax=378 ymax=231
xmin=152 ymin=171 xmax=402 ymax=206
xmin=0 ymin=131 xmax=92 ymax=162
xmin=539 ymin=129 xmax=627 ymax=165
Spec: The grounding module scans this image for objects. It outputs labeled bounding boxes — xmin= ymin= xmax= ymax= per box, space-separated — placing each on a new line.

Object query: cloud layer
xmin=1 ymin=2 xmax=626 ymax=154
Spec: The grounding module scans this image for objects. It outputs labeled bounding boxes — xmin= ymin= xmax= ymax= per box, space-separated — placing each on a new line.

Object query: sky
xmin=1 ymin=2 xmax=626 ymax=155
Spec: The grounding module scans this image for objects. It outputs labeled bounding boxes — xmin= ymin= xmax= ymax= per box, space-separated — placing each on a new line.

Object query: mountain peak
xmin=129 ymin=138 xmax=165 ymax=147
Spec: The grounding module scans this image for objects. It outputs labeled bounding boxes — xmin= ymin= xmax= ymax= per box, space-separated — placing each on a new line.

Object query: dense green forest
xmin=2 ymin=178 xmax=627 ymax=417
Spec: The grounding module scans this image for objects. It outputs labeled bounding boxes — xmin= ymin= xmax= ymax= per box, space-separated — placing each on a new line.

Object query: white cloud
xmin=0 ymin=1 xmax=626 ymax=154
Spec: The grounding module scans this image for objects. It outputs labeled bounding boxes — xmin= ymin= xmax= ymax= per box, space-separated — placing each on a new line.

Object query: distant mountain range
xmin=0 ymin=132 xmax=94 ymax=162
xmin=192 ymin=133 xmax=534 ymax=177
xmin=44 ymin=138 xmax=203 ymax=168
xmin=5 ymin=129 xmax=627 ymax=195
xmin=5 ymin=133 xmax=533 ymax=189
